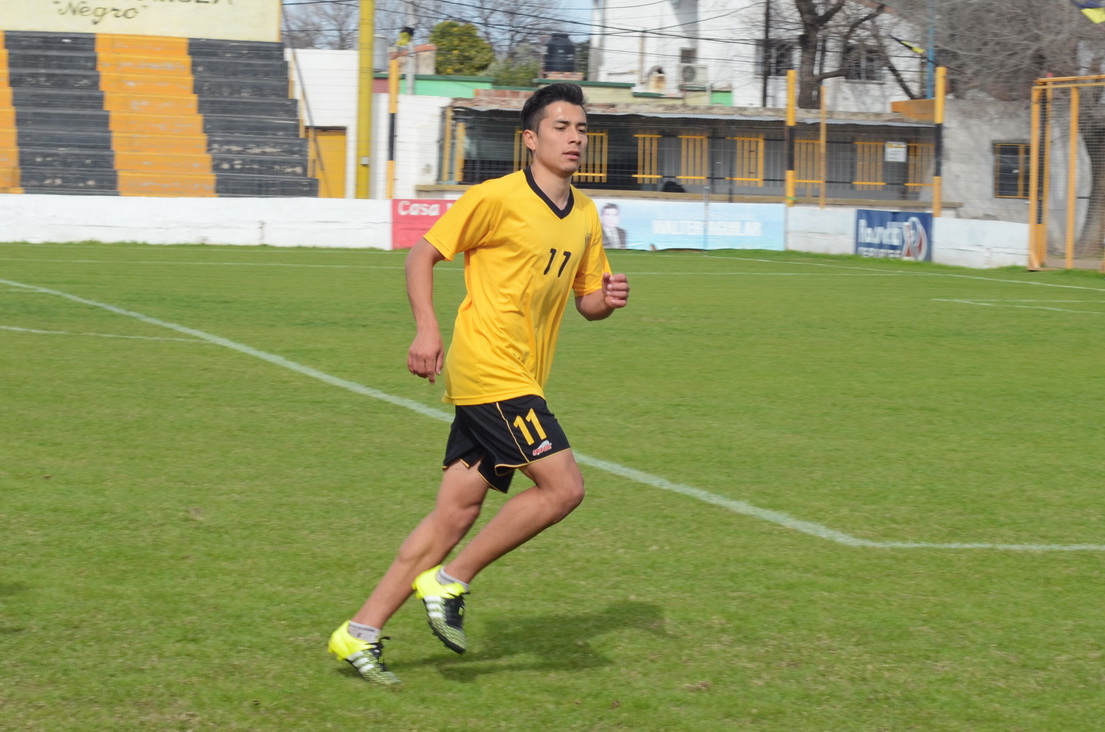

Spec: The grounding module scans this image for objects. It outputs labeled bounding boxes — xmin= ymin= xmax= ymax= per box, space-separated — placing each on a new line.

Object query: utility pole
xmin=355 ymin=0 xmax=375 ymax=198
xmin=926 ymin=0 xmax=936 ymax=98
xmin=761 ymin=0 xmax=771 ymax=107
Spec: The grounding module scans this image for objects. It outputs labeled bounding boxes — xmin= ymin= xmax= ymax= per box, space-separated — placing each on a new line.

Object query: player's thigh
xmin=519 ymin=449 xmax=584 ymax=499
xmin=435 ymin=459 xmax=492 ymax=517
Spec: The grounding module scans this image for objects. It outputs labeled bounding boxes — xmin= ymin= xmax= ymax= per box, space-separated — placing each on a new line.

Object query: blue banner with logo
xmin=855 ymin=209 xmax=933 ymax=261
xmin=594 ymin=200 xmax=785 ymax=251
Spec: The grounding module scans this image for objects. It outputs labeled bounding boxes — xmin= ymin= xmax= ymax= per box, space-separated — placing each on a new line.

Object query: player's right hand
xmin=408 ymin=330 xmax=444 ymax=384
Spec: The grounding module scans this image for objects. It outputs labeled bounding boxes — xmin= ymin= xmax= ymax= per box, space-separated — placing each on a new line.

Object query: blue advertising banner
xmin=593 ymin=200 xmax=785 ymax=251
xmin=855 ymin=209 xmax=933 ymax=261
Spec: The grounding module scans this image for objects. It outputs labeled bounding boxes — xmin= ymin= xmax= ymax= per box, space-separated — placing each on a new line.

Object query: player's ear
xmin=522 ymin=128 xmax=537 ymax=151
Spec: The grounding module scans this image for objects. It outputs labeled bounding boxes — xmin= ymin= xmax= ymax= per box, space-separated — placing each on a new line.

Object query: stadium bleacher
xmin=0 ymin=30 xmax=317 ymax=197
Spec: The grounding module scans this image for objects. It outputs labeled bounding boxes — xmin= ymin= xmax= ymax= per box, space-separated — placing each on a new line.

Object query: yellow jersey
xmin=424 ymin=168 xmax=611 ymax=405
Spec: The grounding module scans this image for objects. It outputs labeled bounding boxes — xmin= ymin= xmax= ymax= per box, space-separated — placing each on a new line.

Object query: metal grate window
xmin=795 ymin=139 xmax=823 ymax=197
xmin=853 ymin=140 xmax=885 ymax=191
xmin=678 ymin=134 xmax=709 ymax=183
xmin=727 ymin=135 xmax=764 ymax=186
xmin=994 ymin=142 xmax=1029 ymax=199
xmin=634 ymin=132 xmax=661 ymax=182
xmin=907 ymin=142 xmax=934 ymax=189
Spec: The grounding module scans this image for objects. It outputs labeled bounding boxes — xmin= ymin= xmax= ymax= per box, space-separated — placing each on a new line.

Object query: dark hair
xmin=602 ymin=203 xmax=619 ymax=213
xmin=521 ymin=83 xmax=586 ymax=132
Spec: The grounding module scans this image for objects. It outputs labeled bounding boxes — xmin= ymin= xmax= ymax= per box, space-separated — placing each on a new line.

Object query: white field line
xmin=0 ymin=324 xmax=207 ymax=342
xmin=933 ymin=298 xmax=1105 ymax=315
xmin=3 ymin=275 xmax=1102 ymax=553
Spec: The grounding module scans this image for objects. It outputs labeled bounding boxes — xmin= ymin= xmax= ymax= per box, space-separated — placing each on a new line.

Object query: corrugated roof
xmin=450 ymin=98 xmax=933 ymax=128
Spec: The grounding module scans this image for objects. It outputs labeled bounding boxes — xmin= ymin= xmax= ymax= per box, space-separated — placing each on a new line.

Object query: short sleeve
xmin=424 ymin=184 xmax=497 ymax=261
xmin=573 ymin=208 xmax=611 ymax=297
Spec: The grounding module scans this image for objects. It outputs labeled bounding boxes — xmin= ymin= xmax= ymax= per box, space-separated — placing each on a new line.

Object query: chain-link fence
xmin=441 ymin=82 xmax=938 ymax=208
xmin=1029 ymin=74 xmax=1105 ymax=270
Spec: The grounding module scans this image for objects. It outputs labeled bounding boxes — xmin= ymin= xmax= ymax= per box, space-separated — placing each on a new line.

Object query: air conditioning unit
xmin=679 ymin=63 xmax=709 ymax=88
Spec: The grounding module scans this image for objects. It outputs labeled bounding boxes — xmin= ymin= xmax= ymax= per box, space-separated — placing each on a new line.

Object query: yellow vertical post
xmin=354 ymin=0 xmax=375 ymax=198
xmin=454 ymin=123 xmax=466 ymax=184
xmin=819 ymin=84 xmax=827 ymax=209
xmin=785 ymin=69 xmax=796 ymax=207
xmin=1043 ymin=85 xmax=1054 ymax=263
xmin=1065 ymin=86 xmax=1079 ymax=269
xmin=441 ymin=107 xmax=454 ymax=183
xmin=1027 ymin=84 xmax=1044 ymax=270
xmin=386 ymin=55 xmax=399 ymax=199
xmin=933 ymin=66 xmax=945 ymax=219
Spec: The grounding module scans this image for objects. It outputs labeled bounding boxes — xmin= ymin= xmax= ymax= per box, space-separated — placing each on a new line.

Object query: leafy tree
xmin=446 ymin=0 xmax=567 ymax=60
xmin=487 ymin=45 xmax=541 ymax=87
xmin=575 ymin=40 xmax=590 ymax=81
xmin=429 ymin=21 xmax=495 ymax=76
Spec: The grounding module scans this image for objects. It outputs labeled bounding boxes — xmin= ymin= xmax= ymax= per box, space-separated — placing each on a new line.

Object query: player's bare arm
xmin=405 ymin=237 xmax=446 ymax=383
xmin=576 ymin=272 xmax=630 ymax=321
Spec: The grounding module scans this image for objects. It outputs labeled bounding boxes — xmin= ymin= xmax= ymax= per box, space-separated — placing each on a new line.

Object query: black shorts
xmin=443 ymin=395 xmax=571 ymax=493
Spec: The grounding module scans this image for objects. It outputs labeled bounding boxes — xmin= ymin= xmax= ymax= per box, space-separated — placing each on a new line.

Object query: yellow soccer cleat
xmin=412 ymin=565 xmax=469 ymax=654
xmin=328 ymin=621 xmax=401 ymax=685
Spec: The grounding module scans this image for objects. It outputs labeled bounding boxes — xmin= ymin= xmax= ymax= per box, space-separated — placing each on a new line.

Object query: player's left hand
xmin=602 ymin=272 xmax=630 ymax=309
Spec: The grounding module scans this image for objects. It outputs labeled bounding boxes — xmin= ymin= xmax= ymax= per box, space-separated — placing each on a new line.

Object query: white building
xmin=588 ymin=0 xmax=926 ymax=112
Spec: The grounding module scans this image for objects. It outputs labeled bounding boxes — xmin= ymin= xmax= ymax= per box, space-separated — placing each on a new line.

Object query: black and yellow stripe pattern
xmin=0 ymin=31 xmax=23 ymax=194
xmin=0 ymin=30 xmax=315 ymax=198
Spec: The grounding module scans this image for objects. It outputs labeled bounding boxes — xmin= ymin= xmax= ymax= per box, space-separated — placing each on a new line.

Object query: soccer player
xmin=328 ymin=83 xmax=631 ymax=685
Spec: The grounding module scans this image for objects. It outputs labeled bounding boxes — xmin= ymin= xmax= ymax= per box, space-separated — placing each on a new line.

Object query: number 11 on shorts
xmin=512 ymin=409 xmax=547 ymax=445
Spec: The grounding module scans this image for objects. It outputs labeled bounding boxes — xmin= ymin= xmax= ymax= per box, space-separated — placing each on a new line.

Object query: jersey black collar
xmin=524 ymin=167 xmax=574 ymax=220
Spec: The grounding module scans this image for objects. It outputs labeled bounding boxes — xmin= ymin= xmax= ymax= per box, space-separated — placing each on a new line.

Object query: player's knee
xmin=552 ymin=474 xmax=585 ymax=519
xmin=444 ymin=501 xmax=482 ymax=536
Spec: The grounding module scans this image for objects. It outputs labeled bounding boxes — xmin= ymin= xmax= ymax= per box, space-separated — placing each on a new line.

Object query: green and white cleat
xmin=328 ymin=621 xmax=401 ymax=686
xmin=412 ymin=565 xmax=469 ymax=654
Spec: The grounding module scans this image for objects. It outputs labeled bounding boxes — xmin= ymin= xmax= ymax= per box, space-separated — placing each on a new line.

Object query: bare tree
xmin=283 ymin=0 xmax=360 ymax=49
xmin=446 ymin=0 xmax=567 ymax=60
xmin=767 ymin=0 xmax=893 ymax=108
xmin=894 ymin=0 xmax=1105 ymax=257
xmin=282 ymin=0 xmax=450 ymax=50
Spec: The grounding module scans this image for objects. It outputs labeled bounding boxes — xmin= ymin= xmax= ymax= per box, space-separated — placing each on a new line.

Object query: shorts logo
xmin=532 ymin=439 xmax=552 ymax=457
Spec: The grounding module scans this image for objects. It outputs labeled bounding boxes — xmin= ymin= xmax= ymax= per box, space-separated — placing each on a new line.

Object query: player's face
xmin=525 ymin=102 xmax=587 ymax=178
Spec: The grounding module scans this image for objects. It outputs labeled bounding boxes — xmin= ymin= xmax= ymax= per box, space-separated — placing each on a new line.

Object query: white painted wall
xmin=0 ymin=195 xmax=391 ymax=248
xmin=287 ymin=49 xmax=450 ymax=199
xmin=786 ymin=204 xmax=1028 ymax=268
xmin=589 ymin=0 xmax=923 ymax=111
xmin=941 ymin=99 xmax=1032 ymax=224
xmin=0 ymin=194 xmax=1027 ymax=267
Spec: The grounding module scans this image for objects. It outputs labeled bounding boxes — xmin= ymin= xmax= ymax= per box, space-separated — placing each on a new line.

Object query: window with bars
xmin=994 ymin=142 xmax=1030 ymax=199
xmin=853 ymin=140 xmax=885 ymax=191
xmin=678 ymin=134 xmax=709 ymax=183
xmin=795 ymin=139 xmax=823 ymax=197
xmin=756 ymin=39 xmax=795 ymax=77
xmin=634 ymin=132 xmax=662 ymax=182
xmin=907 ymin=142 xmax=934 ymax=189
xmin=727 ymin=135 xmax=764 ymax=186
xmin=843 ymin=45 xmax=883 ymax=82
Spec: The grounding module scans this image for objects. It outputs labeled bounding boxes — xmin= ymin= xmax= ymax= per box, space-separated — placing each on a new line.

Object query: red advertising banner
xmin=391 ymin=199 xmax=454 ymax=249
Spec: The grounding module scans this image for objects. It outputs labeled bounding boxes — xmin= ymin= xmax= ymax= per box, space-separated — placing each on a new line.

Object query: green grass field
xmin=2 ymin=241 xmax=1104 ymax=731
